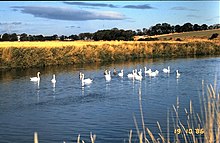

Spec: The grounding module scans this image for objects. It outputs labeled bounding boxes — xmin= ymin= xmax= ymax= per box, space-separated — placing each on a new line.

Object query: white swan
xmin=79 ymin=72 xmax=83 ymax=80
xmin=144 ymin=67 xmax=152 ymax=75
xmin=81 ymin=74 xmax=93 ymax=86
xmin=163 ymin=66 xmax=170 ymax=73
xmin=104 ymin=70 xmax=108 ymax=75
xmin=135 ymin=73 xmax=143 ymax=81
xmin=144 ymin=67 xmax=147 ymax=74
xmin=138 ymin=69 xmax=142 ymax=76
xmin=133 ymin=69 xmax=138 ymax=77
xmin=51 ymin=74 xmax=56 ymax=83
xmin=105 ymin=71 xmax=111 ymax=81
xmin=118 ymin=69 xmax=123 ymax=77
xmin=176 ymin=70 xmax=180 ymax=78
xmin=127 ymin=70 xmax=135 ymax=79
xmin=30 ymin=72 xmax=40 ymax=82
xmin=149 ymin=70 xmax=159 ymax=77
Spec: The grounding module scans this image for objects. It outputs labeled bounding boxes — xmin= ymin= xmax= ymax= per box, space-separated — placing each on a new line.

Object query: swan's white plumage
xmin=163 ymin=66 xmax=170 ymax=73
xmin=135 ymin=73 xmax=142 ymax=81
xmin=51 ymin=74 xmax=56 ymax=83
xmin=118 ymin=69 xmax=123 ymax=77
xmin=176 ymin=70 xmax=180 ymax=78
xmin=144 ymin=67 xmax=152 ymax=75
xmin=81 ymin=74 xmax=93 ymax=86
xmin=138 ymin=69 xmax=142 ymax=77
xmin=105 ymin=71 xmax=111 ymax=81
xmin=30 ymin=72 xmax=40 ymax=82
xmin=127 ymin=70 xmax=135 ymax=78
xmin=149 ymin=70 xmax=159 ymax=77
xmin=79 ymin=72 xmax=83 ymax=80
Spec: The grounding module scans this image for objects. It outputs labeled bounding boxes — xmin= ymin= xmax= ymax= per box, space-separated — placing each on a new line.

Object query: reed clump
xmin=1 ymin=41 xmax=220 ymax=69
xmin=133 ymin=81 xmax=220 ymax=143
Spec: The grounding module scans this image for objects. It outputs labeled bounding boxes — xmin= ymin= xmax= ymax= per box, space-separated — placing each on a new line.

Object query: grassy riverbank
xmin=0 ymin=40 xmax=220 ymax=69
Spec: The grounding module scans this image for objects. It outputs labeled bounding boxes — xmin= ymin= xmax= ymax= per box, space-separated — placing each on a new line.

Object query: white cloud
xmin=11 ymin=6 xmax=126 ymax=21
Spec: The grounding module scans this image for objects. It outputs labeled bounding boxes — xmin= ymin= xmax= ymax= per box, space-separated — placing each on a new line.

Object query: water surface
xmin=0 ymin=56 xmax=220 ymax=142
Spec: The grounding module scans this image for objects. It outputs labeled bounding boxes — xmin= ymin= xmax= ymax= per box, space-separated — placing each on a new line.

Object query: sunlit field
xmin=0 ymin=40 xmax=220 ymax=69
xmin=151 ymin=29 xmax=220 ymax=41
xmin=0 ymin=40 xmax=189 ymax=49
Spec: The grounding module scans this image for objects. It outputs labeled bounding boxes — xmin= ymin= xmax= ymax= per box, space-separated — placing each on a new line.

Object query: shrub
xmin=176 ymin=38 xmax=182 ymax=41
xmin=209 ymin=33 xmax=219 ymax=40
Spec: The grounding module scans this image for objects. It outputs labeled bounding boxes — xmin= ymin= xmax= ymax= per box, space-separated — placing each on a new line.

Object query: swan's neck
xmin=81 ymin=75 xmax=84 ymax=81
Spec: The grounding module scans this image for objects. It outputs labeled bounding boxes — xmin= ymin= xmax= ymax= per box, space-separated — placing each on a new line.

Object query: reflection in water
xmin=52 ymin=82 xmax=56 ymax=92
xmin=81 ymin=83 xmax=92 ymax=96
xmin=81 ymin=86 xmax=85 ymax=96
xmin=105 ymin=82 xmax=111 ymax=95
xmin=37 ymin=80 xmax=40 ymax=89
xmin=131 ymin=78 xmax=135 ymax=94
xmin=32 ymin=80 xmax=40 ymax=104
xmin=36 ymin=89 xmax=40 ymax=104
xmin=176 ymin=77 xmax=179 ymax=85
xmin=32 ymin=81 xmax=40 ymax=104
xmin=52 ymin=82 xmax=56 ymax=101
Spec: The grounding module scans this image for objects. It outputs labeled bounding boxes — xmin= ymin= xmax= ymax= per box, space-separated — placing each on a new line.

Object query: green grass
xmin=152 ymin=29 xmax=220 ymax=41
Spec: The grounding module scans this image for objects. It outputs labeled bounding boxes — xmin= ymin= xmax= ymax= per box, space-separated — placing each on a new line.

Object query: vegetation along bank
xmin=0 ymin=40 xmax=220 ymax=69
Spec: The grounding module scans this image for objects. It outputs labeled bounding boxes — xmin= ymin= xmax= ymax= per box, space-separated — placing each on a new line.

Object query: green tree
xmin=60 ymin=35 xmax=65 ymax=41
xmin=79 ymin=32 xmax=93 ymax=40
xmin=193 ymin=24 xmax=201 ymax=31
xmin=52 ymin=34 xmax=58 ymax=40
xmin=136 ymin=29 xmax=143 ymax=36
xmin=69 ymin=34 xmax=79 ymax=40
xmin=1 ymin=33 xmax=10 ymax=41
xmin=20 ymin=33 xmax=28 ymax=41
xmin=10 ymin=33 xmax=18 ymax=41
xmin=181 ymin=23 xmax=193 ymax=32
xmin=161 ymin=23 xmax=172 ymax=34
xmin=201 ymin=24 xmax=208 ymax=30
xmin=174 ymin=25 xmax=181 ymax=33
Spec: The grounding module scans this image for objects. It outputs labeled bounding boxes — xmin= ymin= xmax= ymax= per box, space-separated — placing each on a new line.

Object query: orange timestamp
xmin=174 ymin=128 xmax=204 ymax=135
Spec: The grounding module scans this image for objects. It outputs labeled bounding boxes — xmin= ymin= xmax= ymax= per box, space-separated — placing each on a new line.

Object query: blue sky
xmin=0 ymin=1 xmax=219 ymax=36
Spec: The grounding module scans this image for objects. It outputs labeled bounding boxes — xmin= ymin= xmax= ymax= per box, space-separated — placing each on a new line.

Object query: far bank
xmin=0 ymin=40 xmax=220 ymax=69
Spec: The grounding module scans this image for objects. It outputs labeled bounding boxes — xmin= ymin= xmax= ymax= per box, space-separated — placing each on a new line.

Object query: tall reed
xmin=1 ymin=41 xmax=220 ymax=69
xmin=132 ymin=80 xmax=220 ymax=143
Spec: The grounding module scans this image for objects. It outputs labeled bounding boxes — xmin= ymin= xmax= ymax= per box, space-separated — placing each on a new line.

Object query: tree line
xmin=139 ymin=23 xmax=219 ymax=36
xmin=0 ymin=23 xmax=219 ymax=42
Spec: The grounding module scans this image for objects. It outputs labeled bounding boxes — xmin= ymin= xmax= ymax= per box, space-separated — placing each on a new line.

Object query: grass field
xmin=150 ymin=29 xmax=220 ymax=41
xmin=0 ymin=29 xmax=220 ymax=69
xmin=0 ymin=40 xmax=188 ymax=49
xmin=0 ymin=29 xmax=219 ymax=49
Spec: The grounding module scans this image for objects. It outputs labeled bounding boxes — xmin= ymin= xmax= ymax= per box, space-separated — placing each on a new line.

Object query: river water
xmin=0 ymin=56 xmax=220 ymax=143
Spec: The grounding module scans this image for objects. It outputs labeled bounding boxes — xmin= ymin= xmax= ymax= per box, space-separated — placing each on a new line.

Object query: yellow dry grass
xmin=0 ymin=40 xmax=189 ymax=49
xmin=0 ymin=40 xmax=219 ymax=69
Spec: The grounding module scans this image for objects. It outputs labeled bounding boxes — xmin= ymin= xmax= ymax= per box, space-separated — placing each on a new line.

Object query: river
xmin=0 ymin=56 xmax=220 ymax=143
